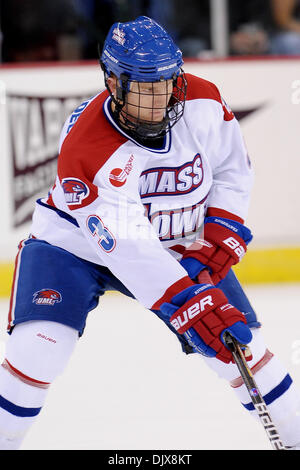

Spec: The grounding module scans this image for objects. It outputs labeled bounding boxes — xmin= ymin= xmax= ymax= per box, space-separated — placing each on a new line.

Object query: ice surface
xmin=0 ymin=284 xmax=299 ymax=450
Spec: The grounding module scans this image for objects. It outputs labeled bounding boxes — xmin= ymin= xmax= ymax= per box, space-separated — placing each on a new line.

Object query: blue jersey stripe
xmin=0 ymin=395 xmax=42 ymax=417
xmin=242 ymin=374 xmax=292 ymax=411
xmin=37 ymin=199 xmax=79 ymax=227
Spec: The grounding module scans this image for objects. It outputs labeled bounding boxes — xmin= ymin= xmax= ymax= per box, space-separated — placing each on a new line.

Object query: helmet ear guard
xmin=116 ymin=73 xmax=130 ymax=101
xmin=100 ymin=61 xmax=129 ymax=110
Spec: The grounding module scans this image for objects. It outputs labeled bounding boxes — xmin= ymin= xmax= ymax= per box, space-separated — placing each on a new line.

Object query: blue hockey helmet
xmin=99 ymin=16 xmax=187 ymax=140
xmin=100 ymin=16 xmax=184 ymax=83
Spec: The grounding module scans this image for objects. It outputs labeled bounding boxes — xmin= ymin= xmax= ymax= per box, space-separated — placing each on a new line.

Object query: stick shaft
xmin=197 ymin=270 xmax=285 ymax=449
xmin=224 ymin=332 xmax=285 ymax=450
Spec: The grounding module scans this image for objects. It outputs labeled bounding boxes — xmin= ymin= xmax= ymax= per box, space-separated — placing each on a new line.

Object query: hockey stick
xmin=197 ymin=269 xmax=285 ymax=450
xmin=223 ymin=331 xmax=285 ymax=450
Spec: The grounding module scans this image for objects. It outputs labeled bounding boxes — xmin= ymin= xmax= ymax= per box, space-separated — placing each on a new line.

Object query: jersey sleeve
xmin=207 ymin=107 xmax=254 ymax=223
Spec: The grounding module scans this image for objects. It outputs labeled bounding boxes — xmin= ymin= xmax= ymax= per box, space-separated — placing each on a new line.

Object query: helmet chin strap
xmin=118 ymin=105 xmax=170 ymax=140
xmin=123 ymin=118 xmax=169 ymax=140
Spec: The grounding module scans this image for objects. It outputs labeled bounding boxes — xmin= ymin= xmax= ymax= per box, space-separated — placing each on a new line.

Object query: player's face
xmin=108 ymin=76 xmax=173 ymax=124
xmin=124 ymin=80 xmax=173 ymax=123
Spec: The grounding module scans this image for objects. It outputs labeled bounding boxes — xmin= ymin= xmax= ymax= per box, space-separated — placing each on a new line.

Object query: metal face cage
xmin=105 ymin=70 xmax=187 ymax=140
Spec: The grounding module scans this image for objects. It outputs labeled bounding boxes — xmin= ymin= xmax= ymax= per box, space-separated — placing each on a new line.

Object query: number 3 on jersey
xmin=87 ymin=215 xmax=116 ymax=253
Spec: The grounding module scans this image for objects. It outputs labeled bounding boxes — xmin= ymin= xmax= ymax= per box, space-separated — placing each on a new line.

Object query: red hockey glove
xmin=181 ymin=216 xmax=253 ymax=285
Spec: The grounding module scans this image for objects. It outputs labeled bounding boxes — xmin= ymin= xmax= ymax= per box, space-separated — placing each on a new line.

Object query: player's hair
xmin=99 ymin=16 xmax=187 ymax=140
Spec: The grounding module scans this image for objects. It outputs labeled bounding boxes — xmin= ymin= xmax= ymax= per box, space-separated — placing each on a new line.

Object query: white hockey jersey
xmin=30 ymin=73 xmax=253 ymax=310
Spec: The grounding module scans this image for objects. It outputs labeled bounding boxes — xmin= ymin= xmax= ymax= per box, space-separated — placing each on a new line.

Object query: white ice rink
xmin=0 ymin=283 xmax=299 ymax=450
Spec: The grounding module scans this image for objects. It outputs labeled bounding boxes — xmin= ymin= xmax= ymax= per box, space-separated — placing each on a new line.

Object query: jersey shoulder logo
xmin=109 ymin=154 xmax=134 ymax=187
xmin=61 ymin=178 xmax=90 ymax=205
xmin=32 ymin=289 xmax=62 ymax=306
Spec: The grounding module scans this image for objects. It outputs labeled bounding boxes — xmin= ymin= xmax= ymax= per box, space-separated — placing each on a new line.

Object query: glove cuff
xmin=205 ymin=216 xmax=253 ymax=245
xmin=180 ymin=257 xmax=208 ymax=280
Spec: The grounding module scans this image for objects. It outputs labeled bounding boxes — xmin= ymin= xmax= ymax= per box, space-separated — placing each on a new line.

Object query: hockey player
xmin=1 ymin=16 xmax=300 ymax=450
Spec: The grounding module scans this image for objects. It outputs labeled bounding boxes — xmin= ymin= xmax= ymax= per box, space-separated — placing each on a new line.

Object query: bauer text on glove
xmin=160 ymin=284 xmax=252 ymax=363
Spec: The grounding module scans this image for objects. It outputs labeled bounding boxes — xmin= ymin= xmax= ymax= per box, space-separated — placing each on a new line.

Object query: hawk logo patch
xmin=33 ymin=289 xmax=62 ymax=306
xmin=61 ymin=178 xmax=90 ymax=205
